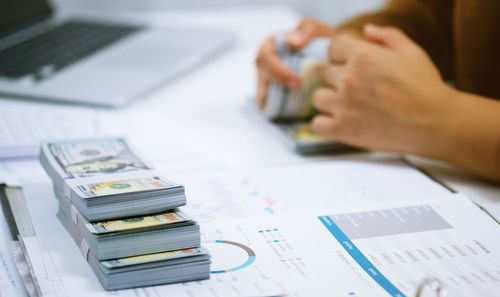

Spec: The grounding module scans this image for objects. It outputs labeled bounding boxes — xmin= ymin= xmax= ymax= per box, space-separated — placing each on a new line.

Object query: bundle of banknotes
xmin=40 ymin=138 xmax=210 ymax=290
xmin=57 ymin=208 xmax=210 ymax=290
xmin=40 ymin=138 xmax=186 ymax=221
xmin=261 ymin=35 xmax=353 ymax=154
xmin=263 ymin=34 xmax=329 ymax=121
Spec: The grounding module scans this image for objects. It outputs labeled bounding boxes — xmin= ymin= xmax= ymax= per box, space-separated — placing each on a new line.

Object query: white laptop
xmin=0 ymin=0 xmax=233 ymax=107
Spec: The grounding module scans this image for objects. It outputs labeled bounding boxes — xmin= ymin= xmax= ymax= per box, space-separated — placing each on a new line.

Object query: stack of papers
xmin=39 ymin=137 xmax=210 ymax=290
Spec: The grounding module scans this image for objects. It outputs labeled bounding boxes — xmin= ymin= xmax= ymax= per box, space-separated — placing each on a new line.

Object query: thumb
xmin=286 ymin=27 xmax=314 ymax=49
xmin=363 ymin=23 xmax=412 ymax=51
xmin=287 ymin=19 xmax=336 ymax=49
xmin=286 ymin=24 xmax=315 ymax=49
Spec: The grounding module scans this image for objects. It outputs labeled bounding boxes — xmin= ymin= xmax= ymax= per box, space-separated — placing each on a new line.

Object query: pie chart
xmin=205 ymin=240 xmax=256 ymax=274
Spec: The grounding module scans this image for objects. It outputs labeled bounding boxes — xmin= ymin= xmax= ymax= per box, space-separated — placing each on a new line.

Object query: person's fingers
xmin=316 ymin=64 xmax=347 ymax=89
xmin=328 ymin=35 xmax=361 ymax=63
xmin=363 ymin=24 xmax=412 ymax=51
xmin=286 ymin=24 xmax=314 ymax=49
xmin=256 ymin=36 xmax=300 ymax=89
xmin=286 ymin=27 xmax=314 ymax=49
xmin=264 ymin=53 xmax=300 ymax=89
xmin=311 ymin=114 xmax=339 ymax=139
xmin=287 ymin=18 xmax=336 ymax=49
xmin=296 ymin=18 xmax=336 ymax=38
xmin=311 ymin=87 xmax=338 ymax=114
xmin=256 ymin=69 xmax=269 ymax=108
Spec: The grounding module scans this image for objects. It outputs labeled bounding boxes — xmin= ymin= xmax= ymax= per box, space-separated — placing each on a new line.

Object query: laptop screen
xmin=0 ymin=0 xmax=52 ymax=37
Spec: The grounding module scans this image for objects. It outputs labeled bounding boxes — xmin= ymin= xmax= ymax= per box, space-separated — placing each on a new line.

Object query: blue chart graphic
xmin=318 ymin=204 xmax=452 ymax=297
xmin=209 ymin=240 xmax=256 ymax=274
xmin=319 ymin=216 xmax=405 ymax=297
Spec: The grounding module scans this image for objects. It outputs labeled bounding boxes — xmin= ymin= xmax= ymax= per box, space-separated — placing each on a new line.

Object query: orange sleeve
xmin=338 ymin=0 xmax=454 ymax=79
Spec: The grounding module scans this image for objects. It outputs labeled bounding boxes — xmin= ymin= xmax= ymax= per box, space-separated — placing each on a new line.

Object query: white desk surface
xmin=1 ymin=5 xmax=499 ymax=217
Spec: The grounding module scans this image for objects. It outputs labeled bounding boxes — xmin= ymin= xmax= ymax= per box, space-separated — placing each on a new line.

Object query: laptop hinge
xmin=0 ymin=16 xmax=54 ymax=51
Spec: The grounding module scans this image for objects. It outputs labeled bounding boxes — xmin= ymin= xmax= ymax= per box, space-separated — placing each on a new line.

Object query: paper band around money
xmin=64 ymin=183 xmax=71 ymax=199
xmin=71 ymin=204 xmax=79 ymax=225
xmin=80 ymin=239 xmax=90 ymax=262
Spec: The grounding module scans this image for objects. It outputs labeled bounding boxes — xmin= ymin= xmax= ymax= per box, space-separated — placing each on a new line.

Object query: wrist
xmin=414 ymin=86 xmax=500 ymax=181
xmin=409 ymin=84 xmax=462 ymax=160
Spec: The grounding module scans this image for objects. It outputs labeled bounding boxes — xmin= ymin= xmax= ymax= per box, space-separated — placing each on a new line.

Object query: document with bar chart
xmin=21 ymin=182 xmax=500 ymax=297
xmin=154 ymin=193 xmax=500 ymax=297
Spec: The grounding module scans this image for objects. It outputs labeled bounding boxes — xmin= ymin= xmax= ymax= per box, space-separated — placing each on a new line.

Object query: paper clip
xmin=415 ymin=277 xmax=447 ymax=297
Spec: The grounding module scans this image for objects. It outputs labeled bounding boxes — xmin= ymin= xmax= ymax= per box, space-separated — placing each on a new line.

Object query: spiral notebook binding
xmin=415 ymin=277 xmax=448 ymax=297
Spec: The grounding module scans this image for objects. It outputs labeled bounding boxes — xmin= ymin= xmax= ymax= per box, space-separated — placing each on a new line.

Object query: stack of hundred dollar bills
xmin=39 ymin=138 xmax=210 ymax=290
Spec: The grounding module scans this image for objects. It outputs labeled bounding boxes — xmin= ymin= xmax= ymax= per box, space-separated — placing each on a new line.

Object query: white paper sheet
xmin=0 ymin=160 xmax=51 ymax=186
xmin=176 ymin=158 xmax=451 ymax=222
xmin=0 ymin=193 xmax=29 ymax=297
xmin=160 ymin=194 xmax=500 ymax=297
xmin=0 ymin=100 xmax=99 ymax=160
xmin=17 ymin=156 xmax=461 ymax=297
xmin=20 ymin=181 xmax=500 ymax=297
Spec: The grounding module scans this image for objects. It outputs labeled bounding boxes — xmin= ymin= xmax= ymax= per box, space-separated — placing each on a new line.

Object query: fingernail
xmin=288 ymin=32 xmax=305 ymax=44
xmin=364 ymin=23 xmax=378 ymax=34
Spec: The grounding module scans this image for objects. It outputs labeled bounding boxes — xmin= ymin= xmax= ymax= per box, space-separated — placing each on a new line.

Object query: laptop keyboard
xmin=0 ymin=21 xmax=142 ymax=81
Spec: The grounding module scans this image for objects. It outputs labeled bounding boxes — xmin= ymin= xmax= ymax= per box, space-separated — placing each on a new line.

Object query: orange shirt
xmin=340 ymin=0 xmax=500 ymax=99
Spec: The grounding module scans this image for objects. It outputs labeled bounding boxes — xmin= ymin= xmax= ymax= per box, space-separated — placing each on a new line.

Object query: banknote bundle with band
xmin=40 ymin=138 xmax=210 ymax=290
xmin=261 ymin=35 xmax=352 ymax=155
xmin=57 ymin=206 xmax=210 ymax=291
xmin=40 ymin=138 xmax=186 ymax=221
xmin=263 ymin=34 xmax=329 ymax=121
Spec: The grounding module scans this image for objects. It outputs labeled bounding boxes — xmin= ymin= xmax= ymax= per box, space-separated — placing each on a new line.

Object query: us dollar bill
xmin=292 ymin=123 xmax=331 ymax=144
xmin=101 ymin=247 xmax=205 ymax=268
xmin=263 ymin=35 xmax=329 ymax=121
xmin=47 ymin=138 xmax=149 ymax=179
xmin=86 ymin=209 xmax=190 ymax=234
xmin=75 ymin=176 xmax=176 ymax=198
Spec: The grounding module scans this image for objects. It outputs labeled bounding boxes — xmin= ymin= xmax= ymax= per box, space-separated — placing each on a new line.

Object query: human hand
xmin=255 ymin=18 xmax=336 ymax=107
xmin=311 ymin=24 xmax=454 ymax=155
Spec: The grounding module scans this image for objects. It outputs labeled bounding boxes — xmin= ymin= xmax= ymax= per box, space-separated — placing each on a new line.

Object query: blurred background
xmin=52 ymin=0 xmax=386 ymax=25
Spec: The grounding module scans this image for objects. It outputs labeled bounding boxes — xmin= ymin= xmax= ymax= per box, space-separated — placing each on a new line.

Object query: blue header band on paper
xmin=318 ymin=216 xmax=406 ymax=297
